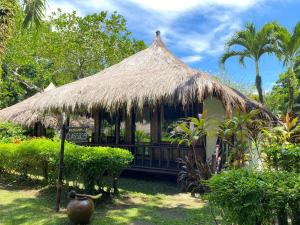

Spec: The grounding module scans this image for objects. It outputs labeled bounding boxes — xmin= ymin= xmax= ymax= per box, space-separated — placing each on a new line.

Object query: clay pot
xmin=67 ymin=196 xmax=94 ymax=225
xmin=67 ymin=191 xmax=101 ymax=225
xmin=67 ymin=190 xmax=101 ymax=225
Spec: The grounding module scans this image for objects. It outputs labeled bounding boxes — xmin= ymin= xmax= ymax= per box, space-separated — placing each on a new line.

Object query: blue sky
xmin=47 ymin=0 xmax=300 ymax=92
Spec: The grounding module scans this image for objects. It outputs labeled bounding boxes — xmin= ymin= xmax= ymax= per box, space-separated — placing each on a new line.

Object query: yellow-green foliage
xmin=207 ymin=169 xmax=300 ymax=225
xmin=0 ymin=138 xmax=133 ymax=193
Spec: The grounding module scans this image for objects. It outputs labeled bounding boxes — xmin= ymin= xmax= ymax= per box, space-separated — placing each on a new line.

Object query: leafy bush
xmin=207 ymin=169 xmax=300 ymax=225
xmin=264 ymin=143 xmax=300 ymax=172
xmin=0 ymin=122 xmax=26 ymax=143
xmin=0 ymin=138 xmax=133 ymax=193
xmin=0 ymin=143 xmax=17 ymax=172
xmin=64 ymin=145 xmax=133 ymax=194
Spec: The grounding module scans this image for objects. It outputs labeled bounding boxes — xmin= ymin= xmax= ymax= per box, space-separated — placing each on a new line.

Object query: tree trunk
xmin=255 ymin=61 xmax=264 ymax=104
xmin=287 ymin=66 xmax=295 ymax=113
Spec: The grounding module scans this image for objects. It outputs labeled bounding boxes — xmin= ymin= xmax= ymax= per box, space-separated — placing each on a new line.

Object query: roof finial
xmin=156 ymin=30 xmax=160 ymax=37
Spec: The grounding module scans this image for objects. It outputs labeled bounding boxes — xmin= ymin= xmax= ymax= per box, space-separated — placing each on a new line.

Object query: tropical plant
xmin=135 ymin=130 xmax=150 ymax=143
xmin=217 ymin=109 xmax=265 ymax=168
xmin=273 ymin=22 xmax=300 ymax=112
xmin=0 ymin=0 xmax=46 ymax=63
xmin=261 ymin=113 xmax=300 ymax=172
xmin=22 ymin=0 xmax=46 ymax=28
xmin=0 ymin=0 xmax=18 ymax=65
xmin=262 ymin=113 xmax=300 ymax=145
xmin=220 ymin=22 xmax=278 ymax=103
xmin=171 ymin=114 xmax=212 ymax=194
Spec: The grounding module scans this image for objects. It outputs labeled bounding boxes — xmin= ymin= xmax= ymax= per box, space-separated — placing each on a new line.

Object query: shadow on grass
xmin=92 ymin=198 xmax=217 ymax=225
xmin=117 ymin=177 xmax=179 ymax=195
xmin=0 ymin=186 xmax=220 ymax=225
xmin=0 ymin=174 xmax=221 ymax=225
xmin=0 ymin=190 xmax=67 ymax=225
xmin=0 ymin=172 xmax=48 ymax=191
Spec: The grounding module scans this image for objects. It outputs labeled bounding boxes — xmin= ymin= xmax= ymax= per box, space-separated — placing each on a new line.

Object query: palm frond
xmin=220 ymin=51 xmax=244 ymax=66
xmin=290 ymin=21 xmax=300 ymax=58
xmin=22 ymin=0 xmax=46 ymax=28
xmin=220 ymin=50 xmax=250 ymax=67
xmin=226 ymin=36 xmax=249 ymax=50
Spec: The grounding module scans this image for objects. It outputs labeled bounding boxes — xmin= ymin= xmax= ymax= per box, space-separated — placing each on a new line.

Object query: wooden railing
xmin=83 ymin=142 xmax=205 ymax=174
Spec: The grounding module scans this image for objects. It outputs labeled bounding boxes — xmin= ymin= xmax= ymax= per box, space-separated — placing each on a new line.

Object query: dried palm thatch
xmin=31 ymin=31 xmax=274 ymax=119
xmin=0 ymin=83 xmax=95 ymax=128
xmin=0 ymin=83 xmax=58 ymax=127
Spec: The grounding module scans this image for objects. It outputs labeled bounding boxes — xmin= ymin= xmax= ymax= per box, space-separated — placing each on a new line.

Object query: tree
xmin=1 ymin=10 xmax=146 ymax=108
xmin=273 ymin=22 xmax=300 ymax=112
xmin=22 ymin=0 xmax=46 ymax=28
xmin=220 ymin=22 xmax=277 ymax=104
xmin=46 ymin=10 xmax=146 ymax=83
xmin=0 ymin=0 xmax=47 ymax=70
xmin=0 ymin=0 xmax=18 ymax=65
xmin=265 ymin=70 xmax=300 ymax=115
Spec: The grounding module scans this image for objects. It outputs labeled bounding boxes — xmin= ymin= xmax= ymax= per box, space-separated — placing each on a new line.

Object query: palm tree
xmin=274 ymin=22 xmax=300 ymax=112
xmin=22 ymin=0 xmax=46 ymax=28
xmin=0 ymin=0 xmax=16 ymax=61
xmin=220 ymin=23 xmax=277 ymax=104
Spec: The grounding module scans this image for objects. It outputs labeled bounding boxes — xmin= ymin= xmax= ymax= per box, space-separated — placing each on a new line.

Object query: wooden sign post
xmin=55 ymin=118 xmax=68 ymax=212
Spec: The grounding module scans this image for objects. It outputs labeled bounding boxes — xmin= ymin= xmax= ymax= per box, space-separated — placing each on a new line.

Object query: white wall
xmin=203 ymin=97 xmax=226 ymax=161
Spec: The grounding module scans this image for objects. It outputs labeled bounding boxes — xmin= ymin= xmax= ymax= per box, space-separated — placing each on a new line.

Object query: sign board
xmin=64 ymin=126 xmax=89 ymax=143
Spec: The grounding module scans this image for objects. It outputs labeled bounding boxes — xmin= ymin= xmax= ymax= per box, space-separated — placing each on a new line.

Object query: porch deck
xmin=84 ymin=143 xmax=204 ymax=175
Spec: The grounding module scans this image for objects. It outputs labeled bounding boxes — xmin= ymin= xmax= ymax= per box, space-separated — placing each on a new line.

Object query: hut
xmin=0 ymin=83 xmax=93 ymax=137
xmin=0 ymin=83 xmax=57 ymax=136
xmin=31 ymin=31 xmax=274 ymax=175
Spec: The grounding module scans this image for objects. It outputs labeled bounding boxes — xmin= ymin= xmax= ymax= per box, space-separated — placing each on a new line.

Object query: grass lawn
xmin=0 ymin=174 xmax=218 ymax=225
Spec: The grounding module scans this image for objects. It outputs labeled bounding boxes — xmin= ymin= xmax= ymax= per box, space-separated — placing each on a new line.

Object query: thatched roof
xmin=31 ymin=31 xmax=274 ymax=119
xmin=0 ymin=83 xmax=58 ymax=127
xmin=0 ymin=83 xmax=94 ymax=128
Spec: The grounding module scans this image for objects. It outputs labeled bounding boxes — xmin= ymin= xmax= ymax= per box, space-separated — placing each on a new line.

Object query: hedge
xmin=0 ymin=138 xmax=133 ymax=193
xmin=207 ymin=169 xmax=300 ymax=225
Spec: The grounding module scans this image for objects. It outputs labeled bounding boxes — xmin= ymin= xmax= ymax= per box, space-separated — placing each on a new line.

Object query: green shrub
xmin=64 ymin=145 xmax=133 ymax=193
xmin=0 ymin=143 xmax=17 ymax=171
xmin=0 ymin=138 xmax=133 ymax=193
xmin=264 ymin=143 xmax=300 ymax=172
xmin=0 ymin=122 xmax=26 ymax=143
xmin=15 ymin=138 xmax=60 ymax=181
xmin=207 ymin=169 xmax=300 ymax=225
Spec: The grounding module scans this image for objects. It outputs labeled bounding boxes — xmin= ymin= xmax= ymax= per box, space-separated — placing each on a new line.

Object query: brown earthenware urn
xmin=67 ymin=190 xmax=101 ymax=225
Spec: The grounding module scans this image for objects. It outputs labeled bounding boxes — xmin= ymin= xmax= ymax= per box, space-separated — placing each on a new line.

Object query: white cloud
xmin=46 ymin=0 xmax=265 ymax=64
xmin=47 ymin=1 xmax=80 ymax=16
xmin=126 ymin=0 xmax=262 ymax=13
xmin=181 ymin=55 xmax=203 ymax=63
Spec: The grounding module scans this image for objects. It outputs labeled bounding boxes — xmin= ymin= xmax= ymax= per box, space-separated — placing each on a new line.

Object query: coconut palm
xmin=220 ymin=22 xmax=278 ymax=104
xmin=22 ymin=0 xmax=46 ymax=28
xmin=0 ymin=0 xmax=16 ymax=61
xmin=0 ymin=0 xmax=46 ymax=68
xmin=274 ymin=22 xmax=300 ymax=112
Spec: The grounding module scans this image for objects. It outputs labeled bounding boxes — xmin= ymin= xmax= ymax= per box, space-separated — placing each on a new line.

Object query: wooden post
xmin=55 ymin=115 xmax=68 ymax=212
xmin=94 ymin=110 xmax=103 ymax=143
xmin=125 ymin=108 xmax=135 ymax=144
xmin=115 ymin=110 xmax=121 ymax=144
xmin=150 ymin=105 xmax=161 ymax=143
